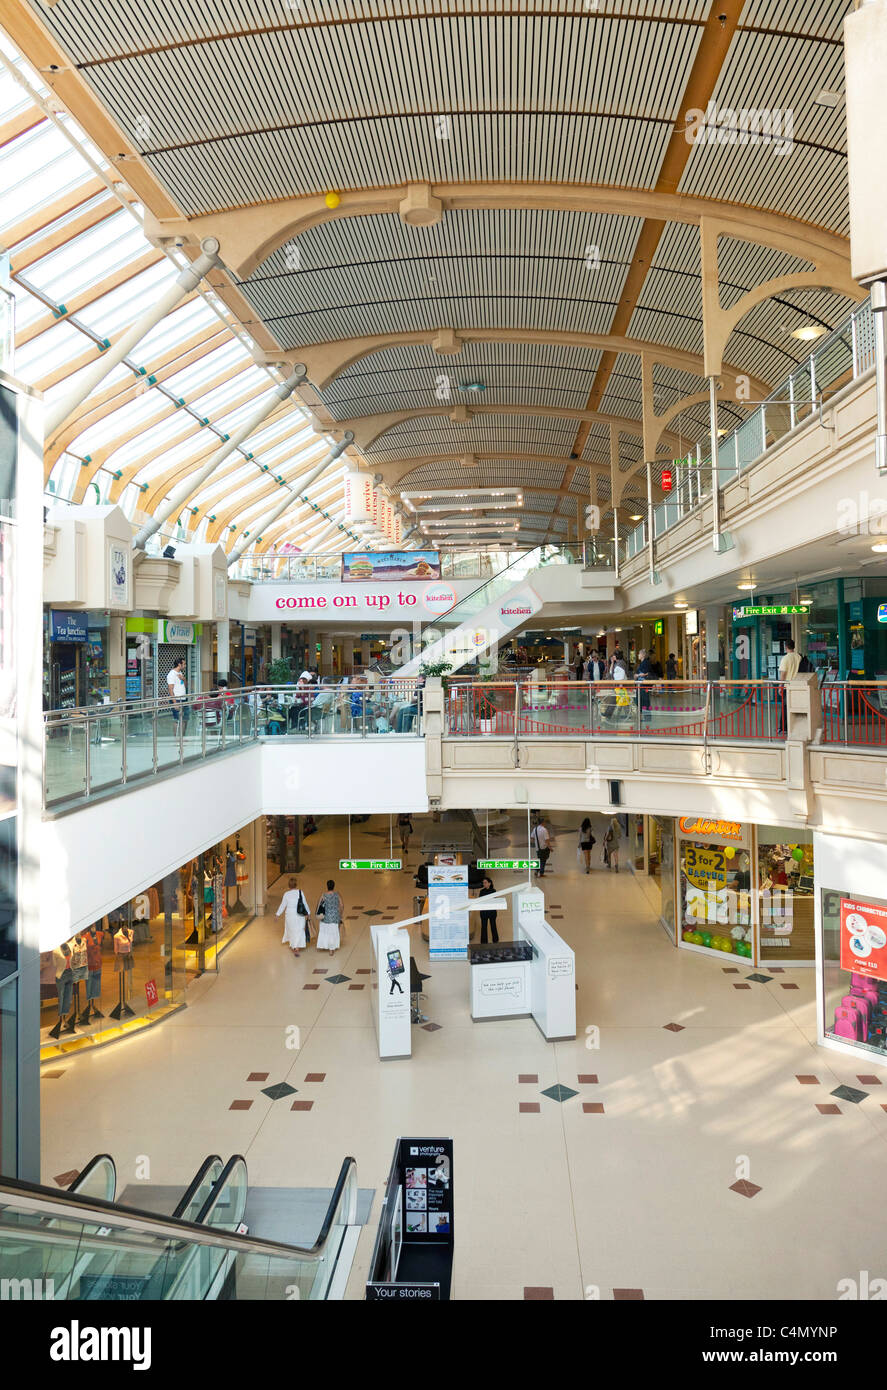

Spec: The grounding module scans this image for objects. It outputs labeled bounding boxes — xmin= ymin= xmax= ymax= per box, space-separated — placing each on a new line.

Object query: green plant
xmin=419 ymin=659 xmax=453 ymax=693
xmin=268 ymin=657 xmax=294 ymax=686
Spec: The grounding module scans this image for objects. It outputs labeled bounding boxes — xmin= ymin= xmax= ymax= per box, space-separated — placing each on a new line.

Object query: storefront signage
xmin=732 ymin=604 xmax=808 ymax=619
xmin=342 ymin=551 xmax=440 ymax=582
xmin=678 ymin=816 xmax=743 ymax=841
xmin=878 ymin=603 xmax=887 ymax=624
xmin=685 ymin=610 xmax=698 ymax=635
xmin=497 ymin=591 xmax=538 ymax=628
xmin=159 ymin=620 xmax=194 ymax=644
xmin=840 ymin=897 xmax=887 ymax=981
xmin=49 ymin=610 xmax=88 ymax=642
xmin=339 ymin=859 xmax=402 ymax=870
xmin=423 ymin=582 xmax=457 ymax=615
xmin=477 ymin=858 xmax=538 ymax=870
xmin=682 ymin=844 xmax=728 ymax=889
xmin=144 ymin=979 xmax=159 ymax=1007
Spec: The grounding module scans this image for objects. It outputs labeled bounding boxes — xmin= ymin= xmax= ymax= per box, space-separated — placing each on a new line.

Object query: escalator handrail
xmin=0 ymin=1157 xmax=358 ymax=1263
xmin=194 ymin=1154 xmax=248 ymax=1231
xmin=171 ymin=1154 xmax=223 ymax=1221
xmin=66 ymin=1153 xmax=117 ymax=1201
xmin=427 ymin=545 xmax=543 ymax=627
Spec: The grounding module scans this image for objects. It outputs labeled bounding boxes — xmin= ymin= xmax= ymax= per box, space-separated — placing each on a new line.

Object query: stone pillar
xmin=704 ymin=606 xmax=722 ymax=680
xmin=320 ymin=632 xmax=333 ymax=676
xmin=271 ymin=626 xmax=282 ymax=660
xmin=108 ymin=614 xmax=126 ymax=701
xmin=361 ymin=637 xmax=372 ymax=666
xmin=215 ymin=619 xmax=230 ymax=680
xmin=344 ymin=636 xmax=355 ymax=674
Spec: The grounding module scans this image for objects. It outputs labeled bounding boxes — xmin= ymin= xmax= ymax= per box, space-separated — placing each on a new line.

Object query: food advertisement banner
xmin=342 ymin=551 xmax=440 ymax=582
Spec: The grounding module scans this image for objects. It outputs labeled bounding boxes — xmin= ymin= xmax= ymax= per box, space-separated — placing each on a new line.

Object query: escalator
xmin=397 ymin=544 xmax=558 ymax=676
xmin=0 ymin=1151 xmax=359 ymax=1300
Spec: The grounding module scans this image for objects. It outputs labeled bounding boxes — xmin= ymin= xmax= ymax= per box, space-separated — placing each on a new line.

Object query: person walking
xmin=578 ymin=817 xmax=596 ymax=873
xmin=397 ymin=812 xmax=413 ymax=857
xmin=666 ymin=652 xmax=678 ymax=680
xmin=635 ymin=648 xmax=653 ymax=721
xmin=478 ymin=876 xmax=499 ymax=943
xmin=315 ymin=879 xmax=344 ymax=955
xmin=603 ymin=817 xmax=622 ymax=872
xmin=531 ymin=815 xmax=551 ymax=877
xmin=276 ymin=877 xmax=311 ymax=957
xmin=167 ymin=658 xmax=190 ymax=735
xmin=778 ymin=638 xmax=801 ymax=733
xmin=585 ymin=649 xmax=606 ymax=682
xmin=574 ymin=648 xmax=585 ymax=681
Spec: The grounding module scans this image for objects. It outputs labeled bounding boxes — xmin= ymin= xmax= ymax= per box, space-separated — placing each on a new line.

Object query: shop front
xmin=41 ymin=821 xmax=259 ymax=1061
xmin=670 ymin=814 xmax=815 ymax=967
xmin=816 ymin=832 xmax=887 ymax=1067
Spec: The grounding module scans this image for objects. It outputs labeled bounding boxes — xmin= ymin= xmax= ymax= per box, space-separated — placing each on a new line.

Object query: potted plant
xmin=268 ymin=657 xmax=293 ymax=687
xmin=476 ymin=685 xmax=497 ymax=735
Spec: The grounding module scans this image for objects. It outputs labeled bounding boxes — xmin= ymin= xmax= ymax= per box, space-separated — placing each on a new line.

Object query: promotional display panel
xmin=677 ymin=815 xmax=753 ymax=961
xmin=821 ymin=887 xmax=887 ymax=1059
xmin=342 ymin=551 xmax=440 ymax=581
xmin=840 ymin=898 xmax=887 ymax=981
xmin=366 ymin=1138 xmax=454 ymax=1300
xmin=427 ymin=864 xmax=469 ymax=961
xmin=370 ymin=925 xmax=412 ymax=1059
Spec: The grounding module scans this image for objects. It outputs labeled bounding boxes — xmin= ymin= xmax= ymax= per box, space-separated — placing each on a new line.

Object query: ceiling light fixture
xmin=814 ymin=90 xmax=841 ymax=108
xmin=737 ymin=581 xmax=757 ymax=591
xmin=459 ymin=381 xmax=486 ymax=392
xmin=791 ymin=323 xmax=827 ymax=342
xmin=673 ymin=601 xmax=689 ymax=609
xmin=871 ymin=542 xmax=887 ymax=554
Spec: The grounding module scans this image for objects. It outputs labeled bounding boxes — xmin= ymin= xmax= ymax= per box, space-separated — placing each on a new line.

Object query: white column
xmin=704 ymin=605 xmax=722 ymax=681
xmin=134 ymin=365 xmax=307 ymax=549
xmin=361 ymin=638 xmax=372 ymax=665
xmin=215 ymin=619 xmax=230 ymax=679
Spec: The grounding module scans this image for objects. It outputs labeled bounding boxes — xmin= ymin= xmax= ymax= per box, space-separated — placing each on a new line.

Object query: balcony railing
xmin=622 ymin=296 xmax=875 ymax=562
xmin=229 ymin=541 xmax=611 ymax=583
xmin=43 ymin=681 xmax=423 ymax=811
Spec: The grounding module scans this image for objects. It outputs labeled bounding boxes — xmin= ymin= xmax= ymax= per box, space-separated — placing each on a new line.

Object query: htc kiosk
xmin=366 ymin=1137 xmax=454 ymax=1300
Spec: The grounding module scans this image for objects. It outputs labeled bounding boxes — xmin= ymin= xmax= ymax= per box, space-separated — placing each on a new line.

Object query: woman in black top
xmin=478 ymin=876 xmax=499 ymax=944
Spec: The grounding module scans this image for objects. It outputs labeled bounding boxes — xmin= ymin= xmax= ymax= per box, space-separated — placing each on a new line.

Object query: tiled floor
xmin=40 ymin=811 xmax=887 ymax=1300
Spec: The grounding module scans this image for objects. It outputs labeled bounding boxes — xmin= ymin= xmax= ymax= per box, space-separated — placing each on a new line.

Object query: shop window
xmin=679 ymin=834 xmax=753 ymax=959
xmin=757 ymin=832 xmax=814 ymax=964
xmin=822 ymin=889 xmax=887 ymax=1059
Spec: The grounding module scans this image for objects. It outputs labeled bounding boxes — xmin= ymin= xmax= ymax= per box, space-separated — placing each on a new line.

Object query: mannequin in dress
xmin=82 ymin=924 xmax=105 ymax=1022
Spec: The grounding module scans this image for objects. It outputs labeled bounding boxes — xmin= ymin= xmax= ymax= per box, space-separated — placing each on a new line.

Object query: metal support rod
xmin=709 ymin=377 xmax=720 ymax=551
xmin=45 ymin=240 xmax=220 ymax=439
xmin=134 ymin=364 xmax=308 ymax=548
xmin=872 ymin=279 xmax=887 ymax=474
xmin=226 ymin=432 xmax=354 ymax=567
xmin=612 ymin=506 xmax=620 ymax=580
xmin=645 ymin=458 xmax=655 ymax=583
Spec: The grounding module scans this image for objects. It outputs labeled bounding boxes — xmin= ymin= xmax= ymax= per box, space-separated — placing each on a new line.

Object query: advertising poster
xmin=428 ymin=864 xmax=469 ymax=961
xmin=400 ymin=1139 xmax=453 ymax=1240
xmin=840 ymin=897 xmax=887 ymax=980
xmin=109 ymin=542 xmax=129 ymax=605
xmin=342 ymin=550 xmax=440 ymax=581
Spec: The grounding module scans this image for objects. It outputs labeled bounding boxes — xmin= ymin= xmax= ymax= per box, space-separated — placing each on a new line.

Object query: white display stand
xmin=515 ymin=887 xmax=577 ymax=1041
xmin=470 ymin=957 xmax=532 ymax=1020
xmin=370 ymin=924 xmax=412 ymax=1060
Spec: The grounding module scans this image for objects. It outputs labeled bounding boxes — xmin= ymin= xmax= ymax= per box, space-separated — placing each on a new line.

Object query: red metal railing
xmin=446 ymin=680 xmax=788 ymax=741
xmin=820 ymin=682 xmax=887 ymax=746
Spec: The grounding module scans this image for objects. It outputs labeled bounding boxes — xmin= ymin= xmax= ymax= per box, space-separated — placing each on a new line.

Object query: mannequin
xmin=110 ymin=926 xmax=135 ymax=1020
xmin=81 ymin=924 xmax=105 ymax=1023
xmin=69 ymin=933 xmax=88 ymax=1026
xmin=49 ymin=942 xmax=75 ymax=1038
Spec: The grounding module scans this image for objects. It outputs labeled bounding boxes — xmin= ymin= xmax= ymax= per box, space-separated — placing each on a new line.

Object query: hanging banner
xmin=840 ymin=897 xmax=887 ymax=981
xmin=428 ymin=864 xmax=469 ymax=961
xmin=344 ymin=472 xmax=373 ymax=525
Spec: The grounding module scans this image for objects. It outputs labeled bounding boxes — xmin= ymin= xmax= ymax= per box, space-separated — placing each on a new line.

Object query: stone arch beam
xmin=144 ymin=182 xmax=855 ymax=285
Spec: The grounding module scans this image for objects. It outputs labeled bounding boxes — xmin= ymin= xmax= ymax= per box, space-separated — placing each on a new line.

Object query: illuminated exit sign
xmin=732 ymin=604 xmax=808 ymax=619
xmin=339 ymin=859 xmax=402 ymax=870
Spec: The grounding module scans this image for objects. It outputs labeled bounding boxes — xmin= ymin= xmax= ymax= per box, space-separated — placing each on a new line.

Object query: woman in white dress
xmin=276 ymin=877 xmax=310 ymax=956
xmin=315 ymin=879 xmax=344 ymax=954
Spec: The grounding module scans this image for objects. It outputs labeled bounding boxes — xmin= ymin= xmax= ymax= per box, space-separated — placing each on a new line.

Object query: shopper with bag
xmin=531 ymin=815 xmax=552 ymax=877
xmin=603 ymin=818 xmax=622 ymax=873
xmin=315 ymin=879 xmax=344 ymax=955
xmin=578 ymin=817 xmax=596 ymax=873
xmin=276 ymin=877 xmax=311 ymax=957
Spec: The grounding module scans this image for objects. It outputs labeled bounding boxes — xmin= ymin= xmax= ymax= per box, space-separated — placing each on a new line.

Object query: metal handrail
xmin=0 ymin=1156 xmax=357 ymax=1263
